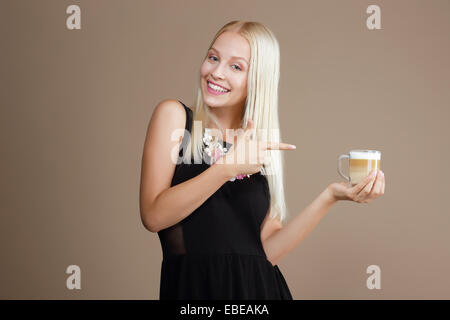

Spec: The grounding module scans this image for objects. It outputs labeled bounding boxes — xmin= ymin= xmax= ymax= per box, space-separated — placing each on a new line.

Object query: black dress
xmin=157 ymin=100 xmax=293 ymax=300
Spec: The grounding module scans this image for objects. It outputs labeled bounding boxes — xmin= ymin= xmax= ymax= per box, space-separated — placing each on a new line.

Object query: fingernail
xmin=290 ymin=145 xmax=296 ymax=149
xmin=372 ymin=170 xmax=377 ymax=176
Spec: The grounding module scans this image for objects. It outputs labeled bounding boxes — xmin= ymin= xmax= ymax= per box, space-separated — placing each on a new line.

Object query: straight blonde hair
xmin=182 ymin=21 xmax=288 ymax=223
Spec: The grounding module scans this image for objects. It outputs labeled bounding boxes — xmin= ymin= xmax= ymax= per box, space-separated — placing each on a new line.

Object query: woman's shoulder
xmin=153 ymin=98 xmax=186 ymax=113
xmin=149 ymin=99 xmax=190 ymax=135
xmin=156 ymin=98 xmax=192 ymax=117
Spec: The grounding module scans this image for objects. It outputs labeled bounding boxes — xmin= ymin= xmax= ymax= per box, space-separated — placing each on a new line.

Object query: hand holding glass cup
xmin=327 ymin=149 xmax=385 ymax=203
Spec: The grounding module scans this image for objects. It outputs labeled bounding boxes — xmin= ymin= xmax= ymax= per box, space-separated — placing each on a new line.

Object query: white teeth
xmin=208 ymin=81 xmax=229 ymax=93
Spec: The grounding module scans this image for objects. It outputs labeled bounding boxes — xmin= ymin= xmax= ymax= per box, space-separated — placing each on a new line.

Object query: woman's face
xmin=200 ymin=31 xmax=250 ymax=109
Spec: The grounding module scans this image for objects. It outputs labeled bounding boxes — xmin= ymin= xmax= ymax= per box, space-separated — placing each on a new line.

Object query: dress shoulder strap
xmin=177 ymin=100 xmax=193 ymax=133
xmin=176 ymin=100 xmax=194 ymax=160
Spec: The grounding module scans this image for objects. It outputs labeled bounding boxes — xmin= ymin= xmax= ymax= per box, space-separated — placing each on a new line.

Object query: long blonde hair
xmin=182 ymin=20 xmax=288 ymax=223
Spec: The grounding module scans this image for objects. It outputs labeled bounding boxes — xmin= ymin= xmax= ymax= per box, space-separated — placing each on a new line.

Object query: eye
xmin=208 ymin=55 xmax=242 ymax=71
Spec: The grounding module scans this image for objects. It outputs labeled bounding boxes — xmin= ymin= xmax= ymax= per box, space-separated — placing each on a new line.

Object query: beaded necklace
xmin=202 ymin=128 xmax=251 ymax=182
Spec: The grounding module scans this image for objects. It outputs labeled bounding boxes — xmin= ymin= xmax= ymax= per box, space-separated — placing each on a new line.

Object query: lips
xmin=207 ymin=80 xmax=230 ymax=91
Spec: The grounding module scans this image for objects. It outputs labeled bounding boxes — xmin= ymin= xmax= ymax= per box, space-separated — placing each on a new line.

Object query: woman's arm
xmin=262 ymin=170 xmax=385 ymax=266
xmin=143 ymin=163 xmax=234 ymax=232
xmin=139 ymin=99 xmax=234 ymax=233
xmin=262 ymin=187 xmax=336 ymax=266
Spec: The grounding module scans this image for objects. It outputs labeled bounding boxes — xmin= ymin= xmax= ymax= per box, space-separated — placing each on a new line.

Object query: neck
xmin=206 ymin=102 xmax=245 ymax=143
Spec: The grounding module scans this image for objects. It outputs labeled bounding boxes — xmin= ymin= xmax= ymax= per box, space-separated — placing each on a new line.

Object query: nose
xmin=211 ymin=64 xmax=225 ymax=80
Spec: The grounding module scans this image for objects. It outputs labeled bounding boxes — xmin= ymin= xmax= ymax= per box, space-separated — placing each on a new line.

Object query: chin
xmin=203 ymin=92 xmax=227 ymax=107
xmin=203 ymin=98 xmax=224 ymax=108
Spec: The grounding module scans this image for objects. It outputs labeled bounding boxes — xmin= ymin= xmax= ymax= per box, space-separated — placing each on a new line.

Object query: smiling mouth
xmin=207 ymin=80 xmax=230 ymax=93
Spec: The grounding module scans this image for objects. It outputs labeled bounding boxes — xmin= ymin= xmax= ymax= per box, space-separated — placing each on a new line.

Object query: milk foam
xmin=350 ymin=151 xmax=380 ymax=160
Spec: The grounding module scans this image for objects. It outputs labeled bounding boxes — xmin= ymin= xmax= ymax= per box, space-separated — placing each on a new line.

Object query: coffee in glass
xmin=338 ymin=150 xmax=381 ymax=186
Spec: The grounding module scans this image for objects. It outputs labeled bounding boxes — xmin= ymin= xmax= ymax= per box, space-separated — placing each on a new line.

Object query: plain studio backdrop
xmin=1 ymin=0 xmax=449 ymax=299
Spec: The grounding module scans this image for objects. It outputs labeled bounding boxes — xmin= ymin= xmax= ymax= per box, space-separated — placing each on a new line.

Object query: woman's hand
xmin=327 ymin=170 xmax=385 ymax=203
xmin=216 ymin=119 xmax=296 ymax=178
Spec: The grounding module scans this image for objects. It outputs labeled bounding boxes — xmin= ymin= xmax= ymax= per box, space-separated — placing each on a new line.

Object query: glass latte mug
xmin=338 ymin=150 xmax=381 ymax=186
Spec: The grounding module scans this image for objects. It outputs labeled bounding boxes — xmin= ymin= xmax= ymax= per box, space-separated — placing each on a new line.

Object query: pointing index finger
xmin=264 ymin=141 xmax=296 ymax=150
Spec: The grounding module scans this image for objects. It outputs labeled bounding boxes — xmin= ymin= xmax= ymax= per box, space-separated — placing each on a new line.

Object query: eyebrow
xmin=210 ymin=47 xmax=249 ymax=65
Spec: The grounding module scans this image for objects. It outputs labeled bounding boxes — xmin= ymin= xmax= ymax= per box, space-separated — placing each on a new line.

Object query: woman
xmin=139 ymin=21 xmax=385 ymax=300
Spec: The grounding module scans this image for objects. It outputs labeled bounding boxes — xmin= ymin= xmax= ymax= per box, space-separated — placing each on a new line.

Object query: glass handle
xmin=338 ymin=154 xmax=350 ymax=182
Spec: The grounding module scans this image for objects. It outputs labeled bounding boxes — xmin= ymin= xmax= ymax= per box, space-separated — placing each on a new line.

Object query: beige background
xmin=1 ymin=0 xmax=449 ymax=299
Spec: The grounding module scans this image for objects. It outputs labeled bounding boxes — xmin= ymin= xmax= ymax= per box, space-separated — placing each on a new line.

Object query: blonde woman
xmin=139 ymin=21 xmax=385 ymax=300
